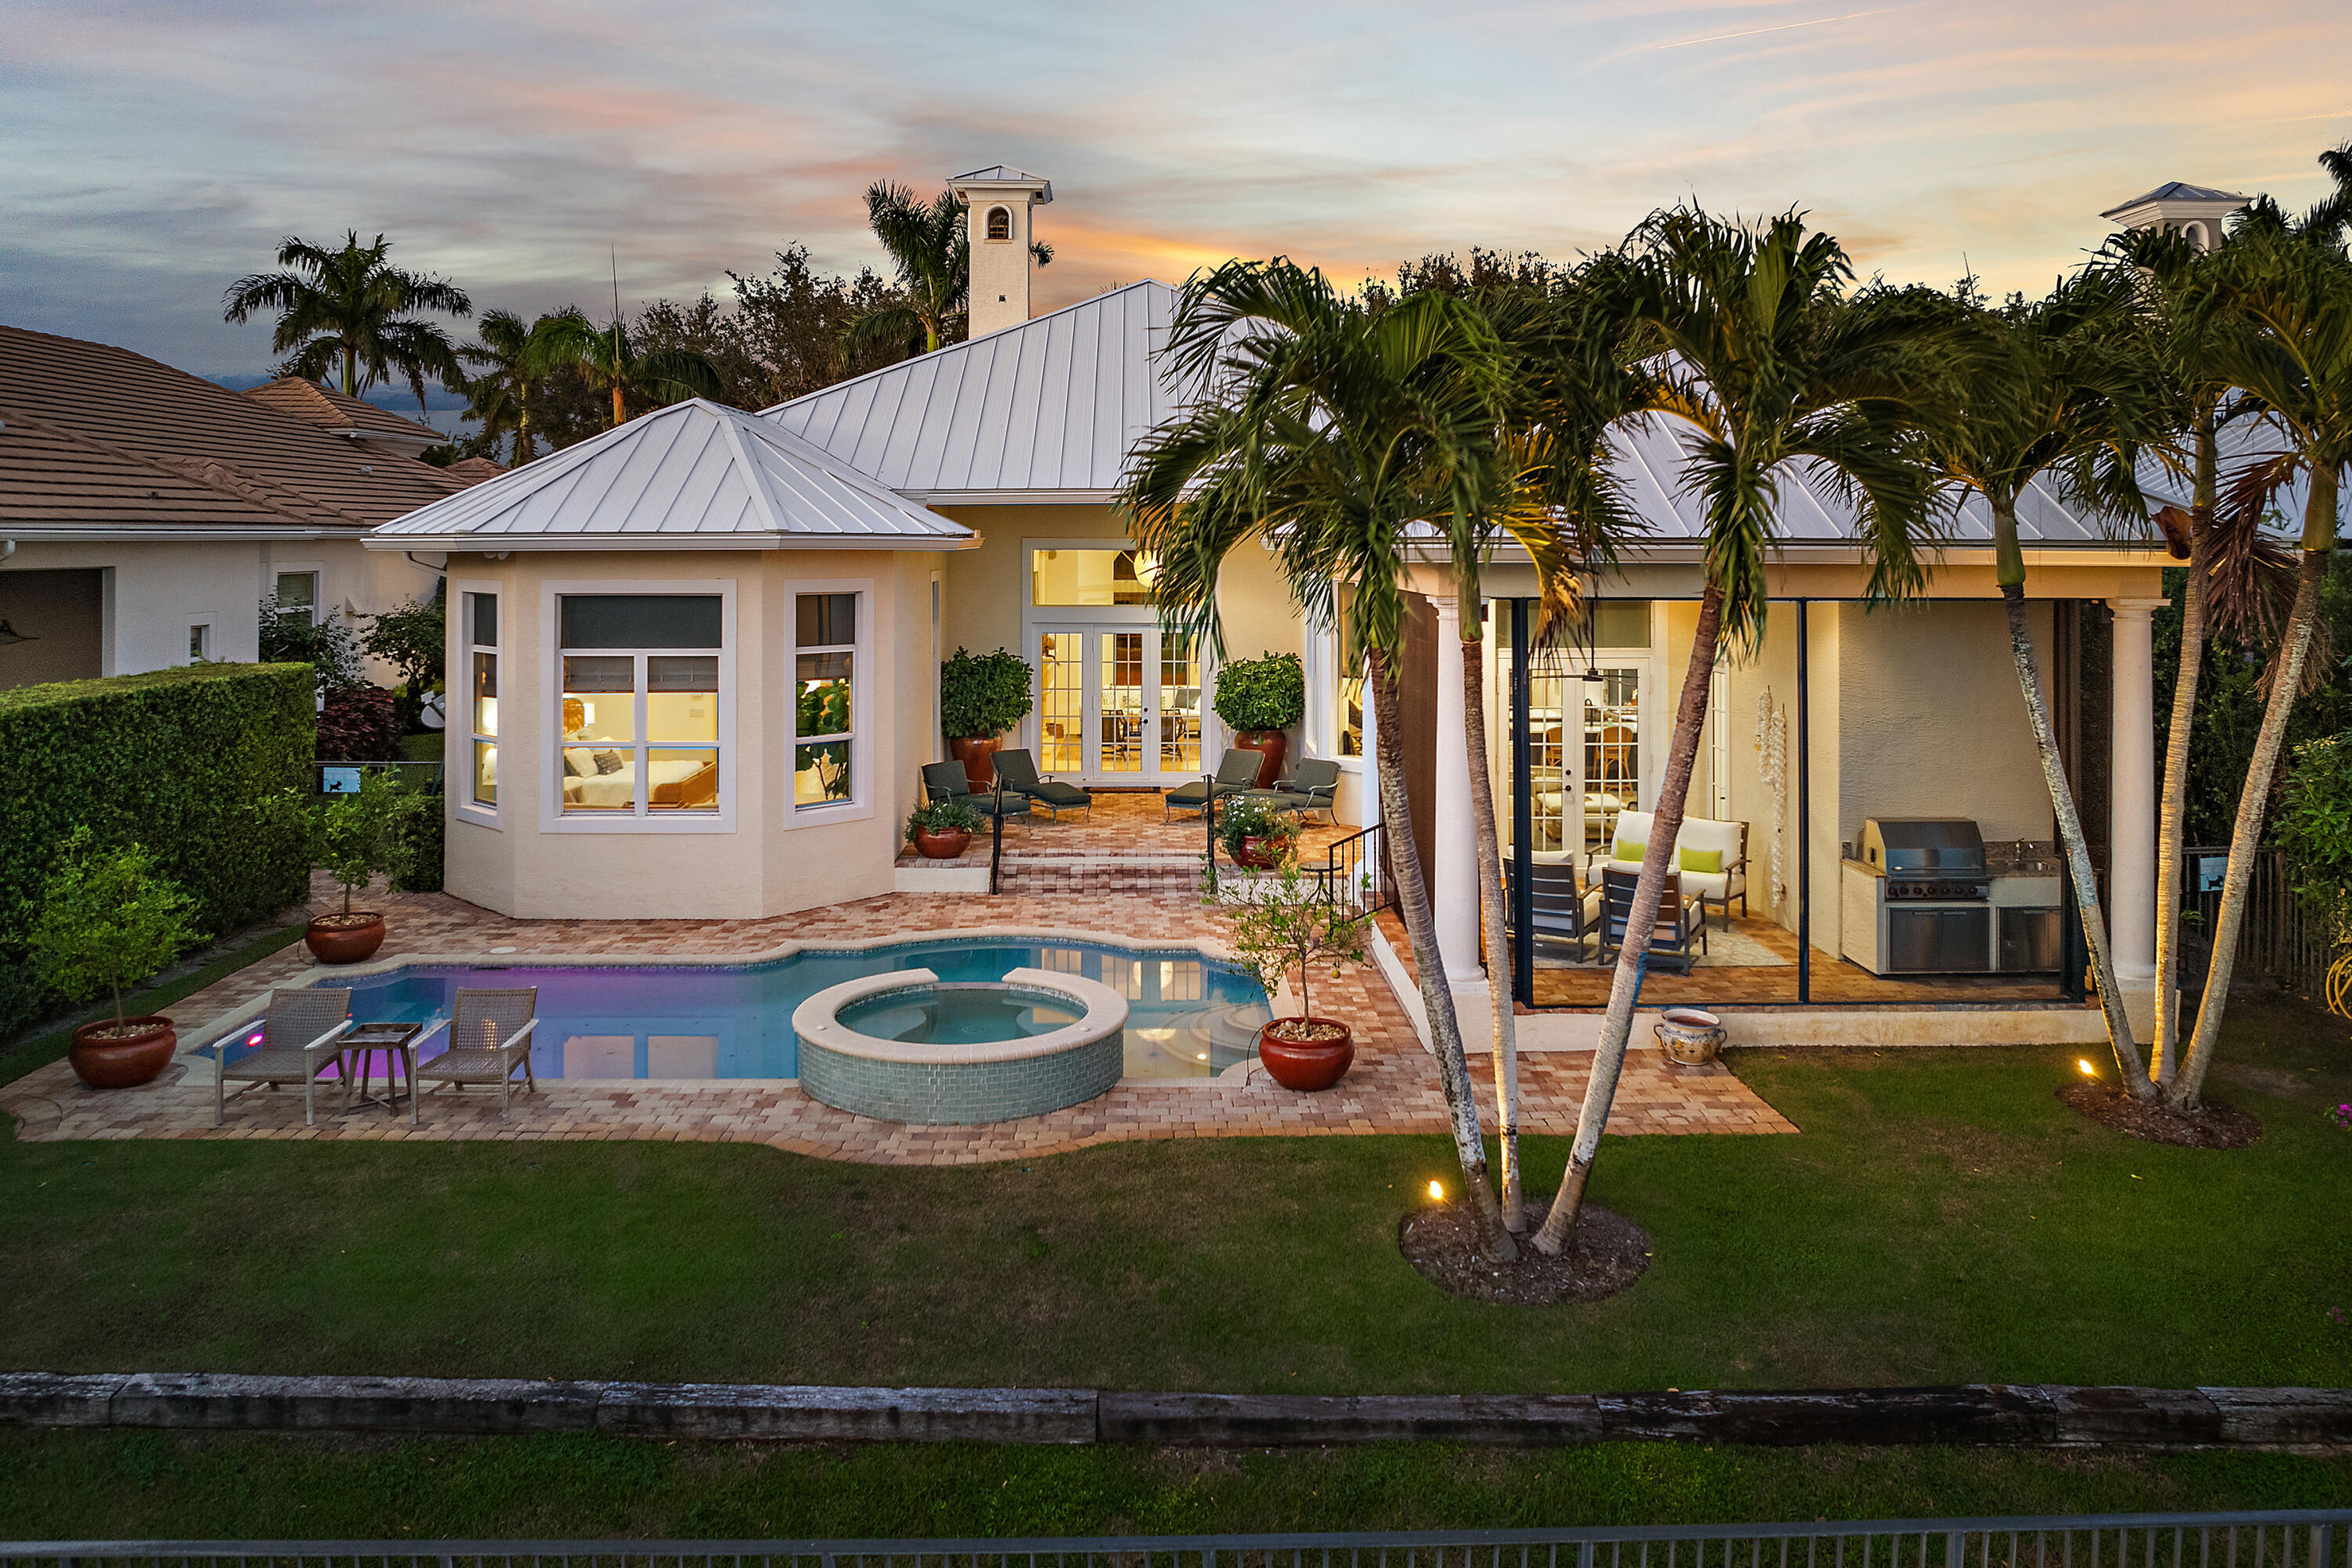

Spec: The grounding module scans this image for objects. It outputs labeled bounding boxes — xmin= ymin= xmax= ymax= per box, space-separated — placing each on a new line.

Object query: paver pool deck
xmin=1 ymin=871 xmax=1795 ymax=1161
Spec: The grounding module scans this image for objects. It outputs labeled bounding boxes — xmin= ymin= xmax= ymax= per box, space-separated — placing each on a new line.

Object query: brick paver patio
xmin=1 ymin=871 xmax=1796 ymax=1160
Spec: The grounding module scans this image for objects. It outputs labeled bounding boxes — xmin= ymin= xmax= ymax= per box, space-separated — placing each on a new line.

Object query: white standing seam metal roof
xmin=761 ymin=280 xmax=1183 ymax=499
xmin=364 ymin=398 xmax=975 ymax=551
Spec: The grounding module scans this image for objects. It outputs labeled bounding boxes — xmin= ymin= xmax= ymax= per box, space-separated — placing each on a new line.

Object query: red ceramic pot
xmin=913 ymin=826 xmax=973 ymax=859
xmin=1258 ymin=1016 xmax=1355 ymax=1091
xmin=306 ymin=912 xmax=387 ymax=964
xmin=949 ymin=735 xmax=1003 ymax=793
xmin=1230 ymin=835 xmax=1287 ymax=871
xmin=1232 ymin=729 xmax=1288 ymax=789
xmin=67 ymin=1016 xmax=178 ymax=1090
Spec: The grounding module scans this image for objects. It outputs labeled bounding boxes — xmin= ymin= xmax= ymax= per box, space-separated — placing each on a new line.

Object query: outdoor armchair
xmin=1163 ymin=750 xmax=1265 ymax=821
xmin=411 ymin=987 xmax=540 ymax=1121
xmin=920 ymin=760 xmax=1030 ymax=820
xmin=1589 ymin=809 xmax=1749 ymax=930
xmin=212 ymin=986 xmax=355 ymax=1127
xmin=993 ymin=749 xmax=1092 ymax=823
xmin=1520 ymin=851 xmax=1602 ymax=964
xmin=1596 ymin=865 xmax=1708 ymax=974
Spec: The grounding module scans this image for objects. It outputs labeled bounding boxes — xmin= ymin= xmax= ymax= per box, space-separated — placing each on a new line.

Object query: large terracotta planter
xmin=949 ymin=735 xmax=1003 ymax=793
xmin=913 ymin=826 xmax=973 ymax=859
xmin=1258 ymin=1015 xmax=1355 ymax=1091
xmin=307 ymin=912 xmax=386 ymax=964
xmin=1229 ymin=835 xmax=1287 ymax=871
xmin=1231 ymin=729 xmax=1287 ymax=789
xmin=67 ymin=1015 xmax=178 ymax=1090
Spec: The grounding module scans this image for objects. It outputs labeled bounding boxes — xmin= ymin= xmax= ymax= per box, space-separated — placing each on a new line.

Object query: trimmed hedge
xmin=0 ymin=662 xmax=317 ymax=1036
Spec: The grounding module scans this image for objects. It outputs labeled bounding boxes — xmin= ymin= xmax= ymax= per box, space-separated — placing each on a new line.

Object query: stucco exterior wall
xmin=437 ymin=546 xmax=933 ymax=922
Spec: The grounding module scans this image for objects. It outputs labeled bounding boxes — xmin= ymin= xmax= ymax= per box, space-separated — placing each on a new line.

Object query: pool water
xmin=836 ymin=986 xmax=1083 ymax=1045
xmin=214 ymin=939 xmax=1266 ymax=1082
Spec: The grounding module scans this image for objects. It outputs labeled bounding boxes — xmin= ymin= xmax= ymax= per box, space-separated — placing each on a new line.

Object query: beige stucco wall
xmin=437 ymin=546 xmax=938 ymax=921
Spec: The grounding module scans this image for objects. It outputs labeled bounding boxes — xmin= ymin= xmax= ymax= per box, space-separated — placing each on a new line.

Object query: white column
xmin=1432 ymin=598 xmax=1485 ymax=991
xmin=2108 ymin=598 xmax=2165 ymax=1004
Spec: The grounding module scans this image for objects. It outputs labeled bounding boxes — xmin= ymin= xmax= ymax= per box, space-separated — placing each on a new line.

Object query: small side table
xmin=340 ymin=1022 xmax=423 ymax=1124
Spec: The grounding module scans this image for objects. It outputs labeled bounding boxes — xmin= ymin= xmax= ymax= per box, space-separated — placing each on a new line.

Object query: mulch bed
xmin=2056 ymin=1082 xmax=2263 ymax=1149
xmin=1399 ymin=1192 xmax=1651 ymax=1305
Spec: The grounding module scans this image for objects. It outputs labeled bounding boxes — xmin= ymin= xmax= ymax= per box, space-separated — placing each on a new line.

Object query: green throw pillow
xmin=1679 ymin=847 xmax=1723 ymax=875
xmin=1613 ymin=840 xmax=1645 ymax=862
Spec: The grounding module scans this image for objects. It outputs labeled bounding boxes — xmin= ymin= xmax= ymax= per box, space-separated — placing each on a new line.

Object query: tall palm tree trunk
xmin=1367 ymin=646 xmax=1518 ymax=1261
xmin=2170 ymin=487 xmax=2336 ymax=1110
xmin=1994 ymin=505 xmax=2151 ymax=1097
xmin=1461 ymin=632 xmax=1524 ymax=1230
xmin=343 ymin=344 xmax=358 ymax=399
xmin=1533 ymin=582 xmax=1722 ymax=1256
xmin=611 ymin=384 xmax=628 ymax=430
xmin=2151 ymin=510 xmax=2211 ymax=1083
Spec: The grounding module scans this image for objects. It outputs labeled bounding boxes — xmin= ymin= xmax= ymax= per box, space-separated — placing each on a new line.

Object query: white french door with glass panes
xmin=1497 ymin=620 xmax=1660 ymax=862
xmin=1033 ymin=626 xmax=1204 ymax=786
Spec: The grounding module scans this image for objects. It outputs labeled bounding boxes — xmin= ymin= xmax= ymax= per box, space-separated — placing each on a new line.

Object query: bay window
xmin=556 ymin=593 xmax=724 ymax=816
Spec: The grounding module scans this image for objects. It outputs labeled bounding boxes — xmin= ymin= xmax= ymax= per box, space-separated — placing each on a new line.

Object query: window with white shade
xmin=466 ymin=590 xmax=499 ymax=811
xmin=556 ymin=593 xmax=723 ymax=817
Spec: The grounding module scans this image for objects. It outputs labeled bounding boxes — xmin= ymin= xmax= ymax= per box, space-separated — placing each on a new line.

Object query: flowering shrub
xmin=2332 ymin=1102 xmax=2352 ymax=1131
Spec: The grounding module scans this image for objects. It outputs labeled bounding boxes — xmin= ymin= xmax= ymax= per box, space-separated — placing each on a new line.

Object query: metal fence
xmin=1323 ymin=818 xmax=1393 ymax=920
xmin=8 ymin=1510 xmax=2346 ymax=1568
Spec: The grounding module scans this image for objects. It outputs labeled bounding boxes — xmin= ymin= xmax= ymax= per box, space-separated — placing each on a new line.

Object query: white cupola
xmin=949 ymin=165 xmax=1051 ymax=339
xmin=2100 ymin=181 xmax=2250 ymax=252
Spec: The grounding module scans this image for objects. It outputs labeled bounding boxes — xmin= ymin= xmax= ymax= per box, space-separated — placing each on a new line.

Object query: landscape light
xmin=2077 ymin=1058 xmax=2096 ymax=1077
xmin=1427 ymin=1180 xmax=1443 ymax=1201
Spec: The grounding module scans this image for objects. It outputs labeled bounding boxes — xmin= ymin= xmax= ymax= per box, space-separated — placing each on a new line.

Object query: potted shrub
xmin=940 ymin=646 xmax=1034 ymax=791
xmin=1215 ymin=852 xmax=1373 ymax=1091
xmin=24 ymin=827 xmax=205 ymax=1090
xmin=1217 ymin=794 xmax=1302 ymax=871
xmin=304 ymin=769 xmax=430 ymax=964
xmin=906 ymin=797 xmax=985 ymax=858
xmin=1210 ymin=651 xmax=1305 ymax=787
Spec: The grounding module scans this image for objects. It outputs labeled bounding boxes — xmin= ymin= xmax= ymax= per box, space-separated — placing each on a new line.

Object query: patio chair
xmin=1596 ymin=865 xmax=1708 ymax=974
xmin=1247 ymin=758 xmax=1343 ymax=822
xmin=1589 ymin=810 xmax=1748 ymax=931
xmin=1520 ymin=852 xmax=1602 ymax=964
xmin=212 ymin=986 xmax=356 ymax=1127
xmin=410 ymin=987 xmax=541 ymax=1120
xmin=993 ymin=748 xmax=1092 ymax=823
xmin=1163 ymin=750 xmax=1265 ymax=821
xmin=920 ymin=760 xmax=1030 ymax=821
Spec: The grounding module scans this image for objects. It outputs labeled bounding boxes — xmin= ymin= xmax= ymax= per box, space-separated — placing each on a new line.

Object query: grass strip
xmin=2 ymin=1430 xmax=2348 ymax=1539
xmin=0 ymin=920 xmax=309 ymax=1091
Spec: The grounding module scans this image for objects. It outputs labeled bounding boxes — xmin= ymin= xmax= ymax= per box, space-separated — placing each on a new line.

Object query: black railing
xmin=1323 ymin=819 xmax=1392 ymax=920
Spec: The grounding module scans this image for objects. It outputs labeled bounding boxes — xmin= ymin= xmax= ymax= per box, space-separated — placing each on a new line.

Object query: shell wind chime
xmin=1754 ymin=689 xmax=1788 ymax=912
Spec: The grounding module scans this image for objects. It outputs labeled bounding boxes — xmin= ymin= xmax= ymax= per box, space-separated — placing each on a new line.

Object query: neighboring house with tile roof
xmin=0 ymin=325 xmax=458 ymax=688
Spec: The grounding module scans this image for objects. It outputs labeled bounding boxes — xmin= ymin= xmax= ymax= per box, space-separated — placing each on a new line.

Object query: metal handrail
xmin=6 ymin=1509 xmax=2344 ymax=1566
xmin=1323 ymin=818 xmax=1392 ymax=919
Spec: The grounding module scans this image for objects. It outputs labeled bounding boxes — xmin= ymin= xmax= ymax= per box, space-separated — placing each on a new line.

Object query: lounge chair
xmin=1596 ymin=865 xmax=1708 ymax=974
xmin=1519 ymin=852 xmax=1602 ymax=964
xmin=1163 ymin=750 xmax=1265 ymax=821
xmin=920 ymin=760 xmax=1030 ymax=820
xmin=1247 ymin=758 xmax=1343 ymax=822
xmin=410 ymin=987 xmax=540 ymax=1121
xmin=993 ymin=749 xmax=1092 ymax=823
xmin=212 ymin=986 xmax=356 ymax=1127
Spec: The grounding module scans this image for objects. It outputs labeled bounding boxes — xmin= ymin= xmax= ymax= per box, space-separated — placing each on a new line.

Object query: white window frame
xmin=1302 ymin=587 xmax=1366 ymax=775
xmin=787 ymin=578 xmax=873 ymax=826
xmin=181 ymin=613 xmax=217 ymax=664
xmin=456 ymin=579 xmax=501 ymax=829
xmin=273 ymin=566 xmax=323 ymax=623
xmin=540 ymin=579 xmax=737 ymax=836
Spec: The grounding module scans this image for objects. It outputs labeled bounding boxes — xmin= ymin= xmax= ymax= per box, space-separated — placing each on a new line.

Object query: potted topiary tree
xmin=1216 ymin=794 xmax=1303 ymax=871
xmin=1214 ymin=851 xmax=1373 ymax=1091
xmin=304 ymin=768 xmax=430 ymax=964
xmin=1210 ymin=651 xmax=1305 ymax=788
xmin=24 ymin=827 xmax=205 ymax=1089
xmin=906 ymin=797 xmax=985 ymax=858
xmin=940 ymin=645 xmax=1034 ymax=791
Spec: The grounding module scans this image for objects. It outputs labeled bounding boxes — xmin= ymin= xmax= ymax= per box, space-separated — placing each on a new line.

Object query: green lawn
xmin=3 ymin=997 xmax=2347 ymax=1395
xmin=2 ymin=1430 xmax=2349 ymax=1540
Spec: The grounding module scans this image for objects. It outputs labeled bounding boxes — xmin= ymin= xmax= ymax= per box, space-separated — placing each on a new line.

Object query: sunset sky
xmin=9 ymin=0 xmax=2348 ymax=387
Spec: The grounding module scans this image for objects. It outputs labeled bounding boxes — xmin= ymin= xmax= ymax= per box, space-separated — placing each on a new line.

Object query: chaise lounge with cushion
xmin=1245 ymin=757 xmax=1344 ymax=822
xmin=1163 ymin=750 xmax=1266 ymax=821
xmin=993 ymin=749 xmax=1092 ymax=823
xmin=921 ymin=760 xmax=1030 ymax=820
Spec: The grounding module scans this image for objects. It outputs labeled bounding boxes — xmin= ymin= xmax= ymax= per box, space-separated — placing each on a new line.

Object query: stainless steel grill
xmin=1860 ymin=818 xmax=1989 ymax=902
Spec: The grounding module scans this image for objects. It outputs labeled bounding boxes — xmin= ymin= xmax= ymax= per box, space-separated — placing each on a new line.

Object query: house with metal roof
xmin=363 ymin=168 xmax=2288 ymax=1051
xmin=0 ymin=326 xmax=460 ymax=688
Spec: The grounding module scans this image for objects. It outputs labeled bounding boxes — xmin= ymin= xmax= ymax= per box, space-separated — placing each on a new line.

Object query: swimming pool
xmin=220 ymin=938 xmax=1269 ymax=1082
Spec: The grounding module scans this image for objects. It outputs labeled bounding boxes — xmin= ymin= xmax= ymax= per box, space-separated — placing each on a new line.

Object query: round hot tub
xmin=792 ymin=966 xmax=1129 ymax=1124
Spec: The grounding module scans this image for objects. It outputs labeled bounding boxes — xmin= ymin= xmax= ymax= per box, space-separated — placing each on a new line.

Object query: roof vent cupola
xmin=2100 ymin=181 xmax=2250 ymax=252
xmin=949 ymin=165 xmax=1051 ymax=339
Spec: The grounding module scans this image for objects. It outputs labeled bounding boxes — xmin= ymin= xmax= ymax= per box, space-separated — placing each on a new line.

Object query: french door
xmin=1501 ymin=648 xmax=1657 ymax=859
xmin=1034 ymin=626 xmax=1206 ymax=785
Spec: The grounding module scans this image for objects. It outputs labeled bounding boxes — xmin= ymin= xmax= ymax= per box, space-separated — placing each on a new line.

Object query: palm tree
xmin=1442 ymin=272 xmax=1651 ymax=1229
xmin=459 ymin=309 xmax=575 ymax=466
xmin=222 ymin=230 xmax=470 ymax=418
xmin=845 ymin=181 xmax=1053 ymax=359
xmin=534 ymin=307 xmax=724 ymax=430
xmin=2165 ymin=204 xmax=2352 ymax=1112
xmin=1918 ymin=270 xmax=2162 ymax=1098
xmin=1120 ymin=258 xmax=1524 ymax=1261
xmin=1531 ymin=209 xmax=1947 ymax=1257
